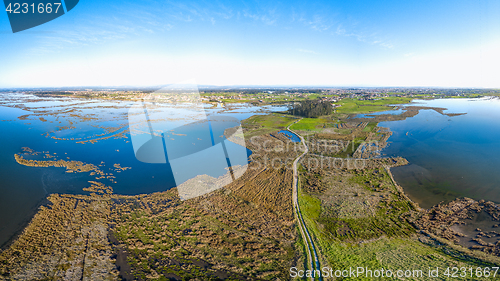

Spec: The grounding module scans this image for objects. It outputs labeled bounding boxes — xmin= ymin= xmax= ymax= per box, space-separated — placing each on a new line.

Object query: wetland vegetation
xmin=1 ymin=89 xmax=500 ymax=280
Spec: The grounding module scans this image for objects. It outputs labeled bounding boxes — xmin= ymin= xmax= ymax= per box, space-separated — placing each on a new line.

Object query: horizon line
xmin=1 ymin=85 xmax=499 ymax=91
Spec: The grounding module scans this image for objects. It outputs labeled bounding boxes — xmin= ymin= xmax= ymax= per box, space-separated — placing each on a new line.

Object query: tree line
xmin=288 ymin=100 xmax=332 ymax=118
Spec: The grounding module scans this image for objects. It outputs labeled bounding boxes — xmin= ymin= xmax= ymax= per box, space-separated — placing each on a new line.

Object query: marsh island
xmin=1 ymin=88 xmax=500 ymax=280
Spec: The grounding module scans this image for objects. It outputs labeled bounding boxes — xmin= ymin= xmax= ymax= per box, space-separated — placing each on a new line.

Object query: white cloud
xmin=335 ymin=24 xmax=394 ymax=49
xmin=296 ymin=48 xmax=318 ymax=55
xmin=304 ymin=15 xmax=332 ymax=31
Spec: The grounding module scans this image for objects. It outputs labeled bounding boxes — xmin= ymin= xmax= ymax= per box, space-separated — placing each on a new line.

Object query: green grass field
xmin=296 ymin=166 xmax=496 ymax=280
xmin=290 ymin=118 xmax=323 ymax=131
xmin=335 ymin=97 xmax=412 ymax=114
xmin=289 ymin=117 xmax=336 ymax=131
xmin=241 ymin=114 xmax=297 ymax=137
xmin=362 ymin=122 xmax=378 ymax=132
xmin=320 ymin=236 xmax=497 ymax=281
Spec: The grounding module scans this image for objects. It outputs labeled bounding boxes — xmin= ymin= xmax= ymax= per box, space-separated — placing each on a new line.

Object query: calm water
xmin=278 ymin=130 xmax=300 ymax=142
xmin=355 ymin=108 xmax=404 ymax=118
xmin=0 ymin=93 xmax=288 ymax=247
xmin=380 ymin=97 xmax=500 ymax=209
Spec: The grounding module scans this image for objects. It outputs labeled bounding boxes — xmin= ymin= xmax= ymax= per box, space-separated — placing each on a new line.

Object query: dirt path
xmin=288 ymin=120 xmax=321 ymax=280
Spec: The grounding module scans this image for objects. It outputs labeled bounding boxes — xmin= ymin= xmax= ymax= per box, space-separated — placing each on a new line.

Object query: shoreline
xmin=0 ymin=196 xmax=50 ymax=252
xmin=384 ymin=165 xmax=423 ymax=212
xmin=2 ymin=103 xmax=500 ymax=273
xmin=378 ymin=129 xmax=500 ymax=262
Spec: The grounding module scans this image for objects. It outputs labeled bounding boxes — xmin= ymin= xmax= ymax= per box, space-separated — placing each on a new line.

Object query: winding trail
xmin=287 ymin=120 xmax=321 ymax=280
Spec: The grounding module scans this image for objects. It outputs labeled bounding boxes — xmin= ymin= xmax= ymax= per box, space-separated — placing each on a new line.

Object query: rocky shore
xmin=411 ymin=198 xmax=500 ymax=257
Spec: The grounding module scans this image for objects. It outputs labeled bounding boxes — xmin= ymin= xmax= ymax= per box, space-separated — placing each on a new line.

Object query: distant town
xmin=2 ymin=87 xmax=499 ymax=106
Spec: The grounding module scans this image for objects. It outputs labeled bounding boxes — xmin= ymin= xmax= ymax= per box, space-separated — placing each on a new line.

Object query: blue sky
xmin=1 ymin=0 xmax=499 ymax=88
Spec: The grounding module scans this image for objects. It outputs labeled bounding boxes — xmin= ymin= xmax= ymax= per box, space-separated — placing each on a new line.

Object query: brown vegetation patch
xmin=411 ymin=198 xmax=500 ymax=256
xmin=0 ymin=194 xmax=118 ymax=280
xmin=301 ymin=157 xmax=415 ymax=241
xmin=15 ymin=154 xmax=98 ymax=173
xmin=109 ymin=161 xmax=297 ymax=280
xmin=2 ymin=133 xmax=299 ymax=280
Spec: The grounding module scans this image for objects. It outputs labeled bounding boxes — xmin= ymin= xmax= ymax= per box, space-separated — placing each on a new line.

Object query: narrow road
xmin=287 ymin=120 xmax=321 ymax=280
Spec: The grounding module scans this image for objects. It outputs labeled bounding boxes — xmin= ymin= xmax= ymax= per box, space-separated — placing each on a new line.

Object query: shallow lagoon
xmin=0 ymin=93 xmax=288 ymax=247
xmin=277 ymin=130 xmax=300 ymax=142
xmin=380 ymin=97 xmax=500 ymax=209
xmin=355 ymin=108 xmax=404 ymax=118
